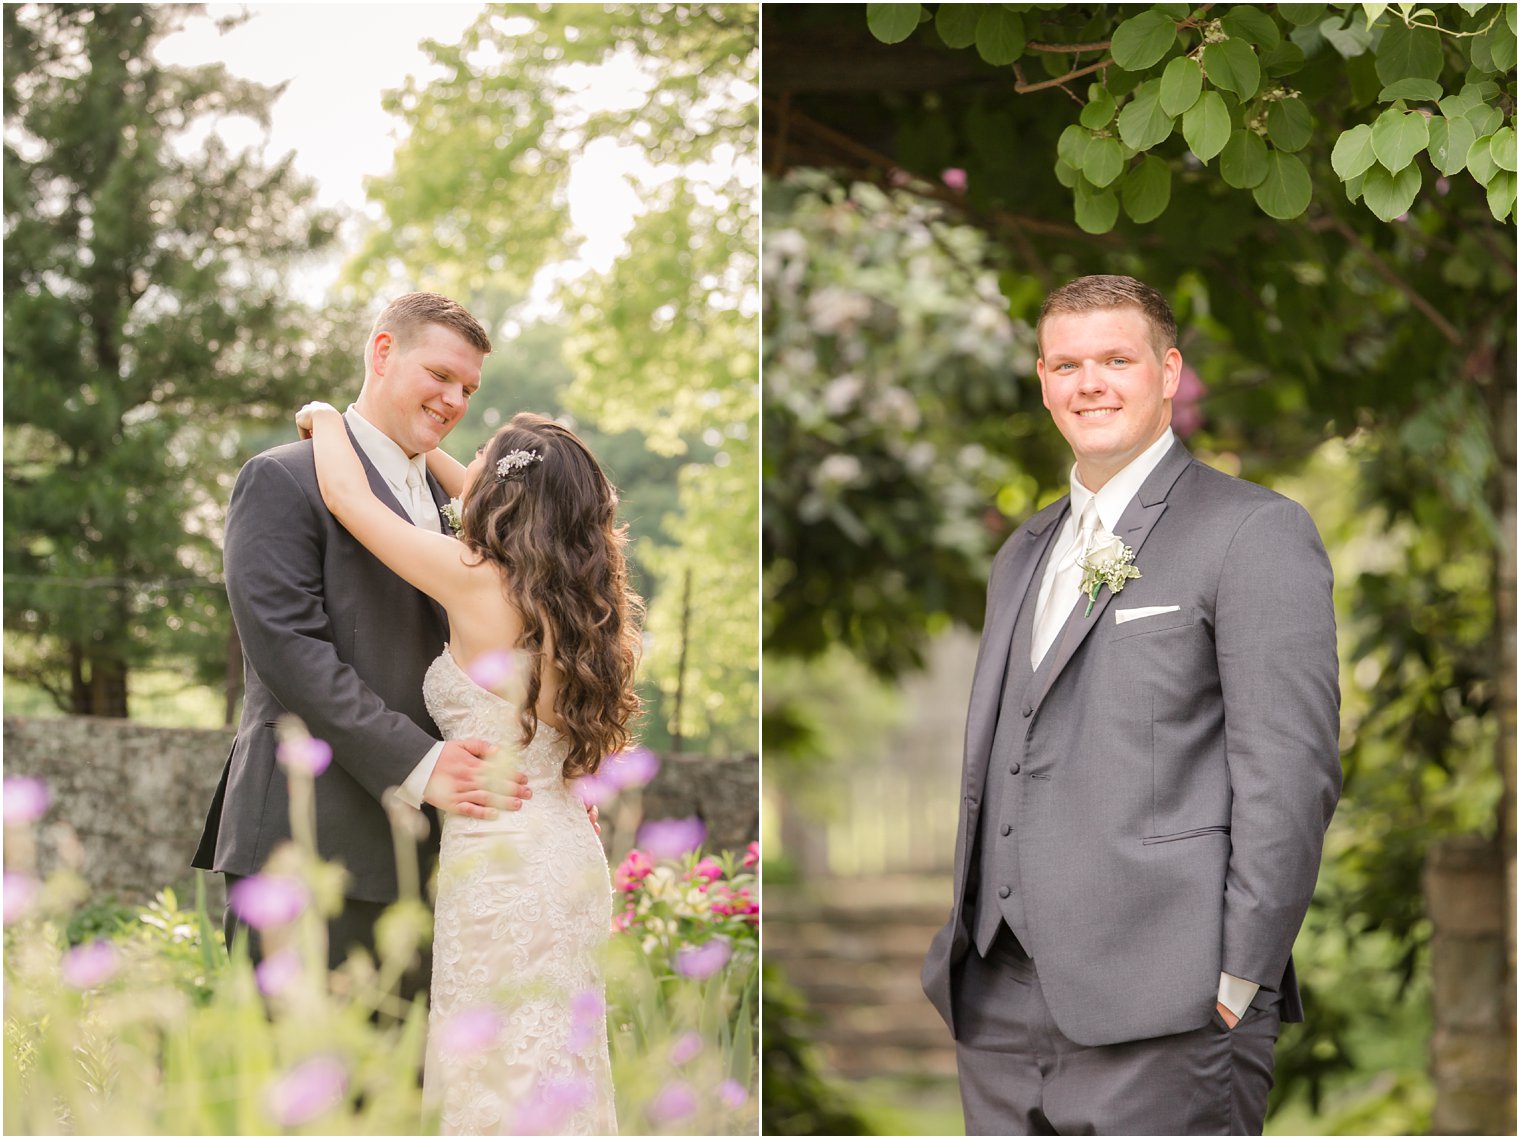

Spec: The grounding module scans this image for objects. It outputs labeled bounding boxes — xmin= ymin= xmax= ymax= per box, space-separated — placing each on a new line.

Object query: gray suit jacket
xmin=193 ymin=432 xmax=451 ymax=902
xmin=922 ymin=441 xmax=1341 ymax=1047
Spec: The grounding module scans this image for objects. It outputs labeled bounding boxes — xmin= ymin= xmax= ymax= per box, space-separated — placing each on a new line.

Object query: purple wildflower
xmin=603 ymin=747 xmax=659 ymax=790
xmin=437 ymin=1005 xmax=503 ymax=1057
xmin=3 ymin=871 xmax=38 ymax=925
xmin=674 ymin=937 xmax=731 ymax=980
xmin=567 ymin=989 xmax=605 ymax=1052
xmin=513 ymin=1076 xmax=591 ymax=1135
xmin=467 ymin=650 xmax=518 ymax=693
xmin=717 ymin=1078 xmax=749 ymax=1109
xmin=574 ymin=771 xmax=618 ymax=809
xmin=646 ymin=1079 xmax=698 ymax=1125
xmin=276 ymin=736 xmax=332 ymax=777
xmin=3 ymin=776 xmax=49 ymax=824
xmin=61 ymin=939 xmax=118 ymax=989
xmin=228 ymin=875 xmax=306 ymax=929
xmin=669 ymin=1030 xmax=703 ymax=1065
xmin=635 ymin=816 xmax=706 ymax=860
xmin=254 ymin=948 xmax=302 ymax=997
xmin=267 ymin=1055 xmax=347 ymax=1127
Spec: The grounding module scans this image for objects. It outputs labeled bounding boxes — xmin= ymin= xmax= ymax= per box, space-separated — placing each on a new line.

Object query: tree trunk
xmin=78 ymin=650 xmax=128 ymax=718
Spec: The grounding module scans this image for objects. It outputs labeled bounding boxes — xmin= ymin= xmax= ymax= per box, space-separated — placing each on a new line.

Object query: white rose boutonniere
xmin=1077 ymin=529 xmax=1141 ymax=616
xmin=440 ymin=497 xmax=463 ymax=537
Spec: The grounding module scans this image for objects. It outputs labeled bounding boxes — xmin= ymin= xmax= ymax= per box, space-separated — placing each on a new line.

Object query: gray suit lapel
xmin=1031 ymin=440 xmax=1195 ymax=710
xmin=346 ymin=422 xmax=414 ymax=523
xmin=964 ymin=500 xmax=1066 ymax=798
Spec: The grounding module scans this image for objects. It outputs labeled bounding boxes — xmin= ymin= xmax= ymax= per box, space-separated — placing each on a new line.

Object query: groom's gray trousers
xmin=954 ymin=928 xmax=1280 ymax=1136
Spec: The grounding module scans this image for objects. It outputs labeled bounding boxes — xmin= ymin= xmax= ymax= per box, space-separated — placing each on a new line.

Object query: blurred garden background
xmin=4 ymin=2 xmax=758 ymax=1132
xmin=760 ymin=4 xmax=1514 ymax=1136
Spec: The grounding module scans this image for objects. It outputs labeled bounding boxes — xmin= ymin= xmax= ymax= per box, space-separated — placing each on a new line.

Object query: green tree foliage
xmin=351 ymin=4 xmax=759 ymax=754
xmin=3 ymin=4 xmax=351 ymax=716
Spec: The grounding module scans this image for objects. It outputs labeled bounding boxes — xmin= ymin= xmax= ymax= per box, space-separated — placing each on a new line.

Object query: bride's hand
xmin=295 ymin=400 xmax=339 ymax=440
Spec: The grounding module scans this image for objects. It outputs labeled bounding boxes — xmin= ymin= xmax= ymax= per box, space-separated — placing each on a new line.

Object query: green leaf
xmin=1463 ymin=102 xmax=1503 ymax=139
xmin=1058 ymin=123 xmax=1092 ymax=168
xmin=1438 ymin=90 xmax=1481 ymax=120
xmin=1220 ymin=129 xmax=1271 ymax=188
xmin=933 ymin=3 xmax=980 ymax=49
xmin=1054 ymin=157 xmax=1080 ymax=188
xmin=1073 ymin=184 xmax=1120 ymax=234
xmin=866 ymin=3 xmax=923 ymax=45
xmin=1377 ymin=78 xmax=1444 ymax=103
xmin=1280 ymin=5 xmax=1328 ymax=27
xmin=1361 ymin=2 xmax=1389 ymax=26
xmin=1160 ymin=56 xmax=1203 ymax=116
xmin=1321 ymin=13 xmax=1375 ymax=58
xmin=1083 ymin=136 xmax=1126 ymax=188
xmin=1121 ymin=154 xmax=1173 ymax=222
xmin=1203 ymin=39 xmax=1262 ymax=101
xmin=1266 ymin=97 xmax=1314 ymax=152
xmin=1467 ymin=133 xmax=1499 ymax=184
xmin=1343 ymin=169 xmax=1368 ymax=203
xmin=1182 ymin=90 xmax=1232 ymax=163
xmin=1331 ymin=123 xmax=1378 ymax=179
xmin=1252 ymin=149 xmax=1313 ymax=218
xmin=1427 ymin=115 xmax=1476 ymax=176
xmin=1374 ymin=20 xmax=1444 ymax=84
xmin=1110 ymin=10 xmax=1178 ymax=71
xmin=1491 ymin=25 xmax=1517 ymax=73
xmin=1222 ymin=6 xmax=1282 ymax=49
xmin=1080 ymin=86 xmax=1118 ymax=129
xmin=1117 ymin=79 xmax=1176 ymax=150
xmin=1361 ymin=161 xmax=1422 ymax=220
xmin=975 ymin=8 xmax=1026 ymax=65
xmin=1261 ymin=40 xmax=1309 ymax=77
xmin=1486 ymin=169 xmax=1516 ymax=221
xmin=1370 ymin=108 xmax=1429 ymax=172
xmin=1491 ymin=126 xmax=1518 ymax=173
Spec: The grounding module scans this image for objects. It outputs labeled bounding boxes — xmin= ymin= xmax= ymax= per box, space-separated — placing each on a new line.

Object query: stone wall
xmin=3 ymin=716 xmax=758 ymax=905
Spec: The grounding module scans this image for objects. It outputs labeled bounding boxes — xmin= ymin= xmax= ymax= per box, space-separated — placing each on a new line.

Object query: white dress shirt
xmin=1034 ymin=426 xmax=1261 ymax=1020
xmin=343 ymin=407 xmax=445 ymax=810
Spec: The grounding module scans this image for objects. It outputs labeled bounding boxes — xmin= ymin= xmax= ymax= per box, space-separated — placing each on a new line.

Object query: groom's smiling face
xmin=364 ymin=323 xmax=485 ymax=457
xmin=1037 ymin=306 xmax=1182 ymax=491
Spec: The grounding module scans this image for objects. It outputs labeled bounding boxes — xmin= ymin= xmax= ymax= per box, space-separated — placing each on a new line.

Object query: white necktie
xmin=404 ymin=463 xmax=438 ymax=532
xmin=1032 ymin=499 xmax=1098 ymax=667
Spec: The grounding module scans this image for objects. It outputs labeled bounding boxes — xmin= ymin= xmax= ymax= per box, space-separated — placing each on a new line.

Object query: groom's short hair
xmin=369 ymin=292 xmax=493 ymax=356
xmin=1037 ymin=275 xmax=1177 ymax=362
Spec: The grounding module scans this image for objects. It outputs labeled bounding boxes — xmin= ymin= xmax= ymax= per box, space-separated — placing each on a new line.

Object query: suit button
xmin=1000 ymin=823 xmax=1012 ymax=836
xmin=998 ymin=886 xmax=1011 ymax=899
xmin=1009 ymin=763 xmax=1021 ymax=775
xmin=1021 ymin=705 xmax=1032 ymax=718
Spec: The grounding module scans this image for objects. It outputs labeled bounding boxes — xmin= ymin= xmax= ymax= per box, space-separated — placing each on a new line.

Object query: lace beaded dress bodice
xmin=422 ymin=649 xmax=616 ymax=1136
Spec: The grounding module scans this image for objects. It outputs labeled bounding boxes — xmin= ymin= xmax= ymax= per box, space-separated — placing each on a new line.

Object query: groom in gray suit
xmin=922 ymin=276 xmax=1341 ymax=1134
xmin=194 ymin=292 xmax=527 ymax=979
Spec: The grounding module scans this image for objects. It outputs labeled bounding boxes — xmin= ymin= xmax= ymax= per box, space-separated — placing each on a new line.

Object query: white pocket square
xmin=1114 ymin=605 xmax=1181 ymax=625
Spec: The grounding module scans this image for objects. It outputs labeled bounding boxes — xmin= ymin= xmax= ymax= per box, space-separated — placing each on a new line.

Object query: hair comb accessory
xmin=496 ymin=449 xmax=543 ymax=480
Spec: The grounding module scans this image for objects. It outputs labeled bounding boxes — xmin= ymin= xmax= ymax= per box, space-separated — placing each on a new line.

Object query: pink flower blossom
xmin=635 ymin=816 xmax=707 ymax=860
xmin=276 ymin=736 xmax=332 ymax=777
xmin=711 ymin=883 xmax=759 ymax=920
xmin=669 ymin=1030 xmax=703 ymax=1065
xmin=742 ymin=840 xmax=759 ymax=869
xmin=255 ymin=948 xmax=302 ymax=996
xmin=4 ymin=871 xmax=38 ymax=925
xmin=61 ymin=939 xmax=118 ymax=989
xmin=717 ymin=1078 xmax=749 ymax=1109
xmin=602 ymin=747 xmax=660 ymax=790
xmin=614 ymin=849 xmax=654 ymax=892
xmin=567 ymin=989 xmax=605 ymax=1053
xmin=437 ymin=1006 xmax=504 ymax=1056
xmin=645 ymin=1079 xmax=698 ymax=1125
xmin=611 ymin=906 xmax=638 ymax=933
xmin=267 ymin=1055 xmax=346 ymax=1126
xmin=686 ymin=857 xmax=725 ymax=885
xmin=674 ymin=937 xmax=731 ymax=980
xmin=513 ymin=1077 xmax=591 ymax=1135
xmin=942 ymin=167 xmax=968 ymax=192
xmin=229 ymin=875 xmax=307 ymax=929
xmin=3 ymin=776 xmax=49 ymax=824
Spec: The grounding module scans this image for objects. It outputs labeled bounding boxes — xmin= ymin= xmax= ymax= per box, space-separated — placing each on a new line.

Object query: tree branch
xmin=1025 ymin=39 xmax=1111 ymax=54
xmin=1327 ymin=215 xmax=1463 ymax=346
xmin=1014 ymin=57 xmax=1112 ymax=94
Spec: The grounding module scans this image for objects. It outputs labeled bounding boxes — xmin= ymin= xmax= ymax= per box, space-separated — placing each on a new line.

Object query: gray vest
xmin=972 ymin=533 xmax=1069 ymax=957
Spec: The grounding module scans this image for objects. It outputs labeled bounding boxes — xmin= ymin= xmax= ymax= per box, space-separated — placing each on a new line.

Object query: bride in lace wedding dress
xmin=298 ymin=400 xmax=642 ymax=1136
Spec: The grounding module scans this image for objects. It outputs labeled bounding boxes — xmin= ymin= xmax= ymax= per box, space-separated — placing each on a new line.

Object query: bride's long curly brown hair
xmin=458 ymin=413 xmax=643 ymax=780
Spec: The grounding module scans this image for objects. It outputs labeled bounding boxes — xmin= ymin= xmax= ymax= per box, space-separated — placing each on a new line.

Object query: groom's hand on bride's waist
xmin=424 ymin=738 xmax=531 ymax=819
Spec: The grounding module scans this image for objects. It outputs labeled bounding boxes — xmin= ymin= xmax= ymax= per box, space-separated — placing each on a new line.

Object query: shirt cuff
xmin=1217 ymin=971 xmax=1260 ymax=1019
xmin=394 ymin=741 xmax=445 ymax=810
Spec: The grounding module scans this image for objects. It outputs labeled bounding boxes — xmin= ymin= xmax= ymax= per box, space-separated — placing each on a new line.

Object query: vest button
xmin=1021 ymin=705 xmax=1033 ymax=717
xmin=998 ymin=886 xmax=1012 ymax=899
xmin=1009 ymin=762 xmax=1021 ymax=775
xmin=1000 ymin=823 xmax=1012 ymax=836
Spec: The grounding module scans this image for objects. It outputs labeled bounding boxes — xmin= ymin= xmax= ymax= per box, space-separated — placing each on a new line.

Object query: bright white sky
xmin=153 ymin=3 xmax=651 ymax=306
